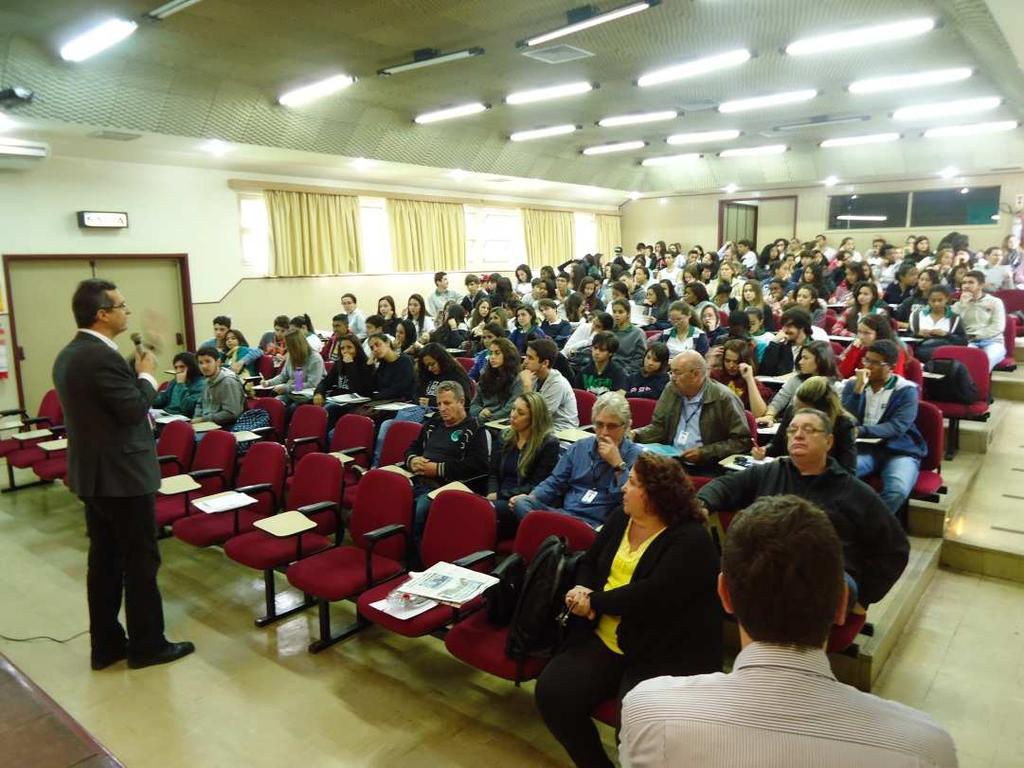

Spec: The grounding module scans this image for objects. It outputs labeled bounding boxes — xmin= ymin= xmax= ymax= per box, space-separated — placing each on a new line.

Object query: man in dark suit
xmin=52 ymin=278 xmax=194 ymax=670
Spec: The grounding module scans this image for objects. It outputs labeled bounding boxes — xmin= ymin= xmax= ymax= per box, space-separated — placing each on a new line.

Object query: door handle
xmin=17 ymin=346 xmax=24 ymax=361
xmin=176 ymin=332 xmax=184 ymax=346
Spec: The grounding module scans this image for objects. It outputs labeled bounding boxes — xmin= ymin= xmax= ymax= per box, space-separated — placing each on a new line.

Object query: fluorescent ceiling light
xmin=0 ymin=113 xmax=14 ymax=132
xmin=521 ymin=1 xmax=658 ymax=47
xmin=719 ymin=89 xmax=817 ymax=113
xmin=509 ymin=124 xmax=578 ymax=142
xmin=278 ymin=74 xmax=356 ymax=107
xmin=719 ymin=144 xmax=787 ymax=157
xmin=448 ymin=168 xmax=468 ymax=181
xmin=59 ymin=18 xmax=138 ymax=62
xmin=628 ymin=191 xmax=641 ymax=200
xmin=775 ymin=115 xmax=870 ymax=132
xmin=640 ymin=152 xmax=701 ymax=167
xmin=786 ymin=17 xmax=935 ymax=56
xmin=201 ymin=139 xmax=230 ymax=156
xmin=820 ymin=132 xmax=901 ymax=147
xmin=667 ymin=129 xmax=741 ymax=145
xmin=723 ymin=183 xmax=739 ymax=194
xmin=0 ymin=138 xmax=48 ymax=158
xmin=598 ymin=110 xmax=677 ymax=127
xmin=924 ymin=120 xmax=1019 ymax=138
xmin=146 ymin=0 xmax=204 ymax=19
xmin=350 ymin=157 xmax=376 ymax=170
xmin=506 ymin=81 xmax=593 ymax=105
xmin=414 ymin=102 xmax=488 ymax=124
xmin=582 ymin=140 xmax=647 ymax=155
xmin=848 ymin=67 xmax=972 ymax=94
xmin=938 ymin=166 xmax=959 ymax=179
xmin=638 ymin=48 xmax=751 ymax=88
xmin=379 ymin=47 xmax=484 ymax=76
xmin=836 ymin=214 xmax=888 ymax=221
xmin=893 ymin=96 xmax=1001 ymax=121
xmin=823 ymin=175 xmax=839 ymax=186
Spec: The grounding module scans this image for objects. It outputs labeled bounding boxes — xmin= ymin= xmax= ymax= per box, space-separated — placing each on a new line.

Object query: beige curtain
xmin=596 ymin=214 xmax=622 ymax=258
xmin=388 ymin=198 xmax=466 ymax=272
xmin=523 ymin=209 xmax=575 ymax=267
xmin=265 ymin=190 xmax=362 ymax=276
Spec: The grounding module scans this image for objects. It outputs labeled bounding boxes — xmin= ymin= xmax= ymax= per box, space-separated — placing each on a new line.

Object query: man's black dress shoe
xmin=128 ymin=641 xmax=195 ymax=669
xmin=91 ymin=648 xmax=127 ymax=671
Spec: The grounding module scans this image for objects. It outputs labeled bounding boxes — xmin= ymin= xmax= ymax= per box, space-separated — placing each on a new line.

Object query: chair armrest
xmin=189 ymin=468 xmax=224 ymax=480
xmin=50 ymin=425 xmax=67 ymax=436
xmin=235 ymin=482 xmax=272 ymax=495
xmin=460 ymin=473 xmax=489 ymax=494
xmin=364 ymin=523 xmax=407 ymax=543
xmin=23 ymin=416 xmax=54 ymax=428
xmin=157 ymin=455 xmax=184 ymax=474
xmin=453 ymin=549 xmax=495 ymax=570
xmin=0 ymin=408 xmax=27 ymax=418
xmin=296 ymin=500 xmax=337 ymax=516
xmin=343 ymin=445 xmax=369 ymax=457
xmin=290 ymin=436 xmax=322 ymax=447
xmin=489 ymin=552 xmax=523 ymax=579
xmin=364 ymin=523 xmax=411 ymax=582
xmin=251 ymin=426 xmax=276 ymax=438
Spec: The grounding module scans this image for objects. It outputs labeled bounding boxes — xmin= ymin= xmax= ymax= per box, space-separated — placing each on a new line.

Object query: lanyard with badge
xmin=677 ymin=398 xmax=702 ymax=448
xmin=581 ymin=443 xmax=612 ymax=505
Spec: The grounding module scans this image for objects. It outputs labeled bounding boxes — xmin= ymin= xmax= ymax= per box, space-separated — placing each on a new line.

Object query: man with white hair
xmin=511 ymin=392 xmax=642 ymax=527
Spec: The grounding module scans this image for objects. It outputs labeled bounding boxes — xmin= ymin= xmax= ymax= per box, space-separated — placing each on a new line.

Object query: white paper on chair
xmin=369 ymin=595 xmax=438 ymax=621
xmin=398 ymin=561 xmax=498 ymax=606
xmin=192 ymin=492 xmax=259 ymax=514
xmin=155 ymin=414 xmax=189 ymax=424
xmin=327 ymin=393 xmax=371 ymax=405
xmin=373 ymin=402 xmax=414 ymax=412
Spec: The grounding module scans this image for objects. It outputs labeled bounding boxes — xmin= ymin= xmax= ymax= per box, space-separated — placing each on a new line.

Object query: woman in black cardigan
xmin=487 ymin=391 xmax=560 ymax=538
xmin=535 ymin=452 xmax=721 ymax=768
xmin=313 ymin=333 xmax=374 ymax=432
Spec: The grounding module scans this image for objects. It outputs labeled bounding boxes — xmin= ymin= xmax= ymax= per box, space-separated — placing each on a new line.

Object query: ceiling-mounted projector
xmin=0 ymin=86 xmax=34 ymax=108
xmin=0 ymin=137 xmax=49 ymax=159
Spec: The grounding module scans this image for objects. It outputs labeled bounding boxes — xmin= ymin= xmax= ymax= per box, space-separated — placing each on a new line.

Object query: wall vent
xmin=521 ymin=44 xmax=594 ymax=64
xmin=88 ymin=130 xmax=142 ymax=141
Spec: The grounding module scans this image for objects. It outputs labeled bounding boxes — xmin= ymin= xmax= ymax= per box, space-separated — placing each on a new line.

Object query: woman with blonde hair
xmin=261 ymin=328 xmax=325 ymax=410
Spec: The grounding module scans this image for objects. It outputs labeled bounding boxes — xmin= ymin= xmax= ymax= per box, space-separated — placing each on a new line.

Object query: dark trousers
xmin=535 ymin=632 xmax=634 ymax=768
xmin=83 ymin=494 xmax=167 ymax=661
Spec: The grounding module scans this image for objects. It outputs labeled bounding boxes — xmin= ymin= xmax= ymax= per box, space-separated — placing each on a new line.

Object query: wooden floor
xmin=1 ymin=405 xmax=1023 ymax=767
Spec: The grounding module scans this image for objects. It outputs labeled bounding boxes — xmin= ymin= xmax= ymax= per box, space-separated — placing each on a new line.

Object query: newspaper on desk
xmin=327 ymin=393 xmax=371 ymax=405
xmin=397 ymin=561 xmax=498 ymax=607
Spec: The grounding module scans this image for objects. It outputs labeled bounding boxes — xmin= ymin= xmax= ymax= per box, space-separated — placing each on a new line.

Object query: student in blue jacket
xmin=841 ymin=339 xmax=927 ymax=514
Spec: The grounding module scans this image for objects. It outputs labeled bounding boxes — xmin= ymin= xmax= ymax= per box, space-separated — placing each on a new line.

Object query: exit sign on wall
xmin=77 ymin=211 xmax=129 ymax=229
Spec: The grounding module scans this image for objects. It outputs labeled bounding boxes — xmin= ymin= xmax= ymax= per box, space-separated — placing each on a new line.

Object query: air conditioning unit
xmin=0 ymin=138 xmax=49 ymax=159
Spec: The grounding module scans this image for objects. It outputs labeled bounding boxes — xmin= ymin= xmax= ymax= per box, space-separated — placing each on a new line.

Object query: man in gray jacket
xmin=193 ymin=346 xmax=245 ymax=426
xmin=519 ymin=338 xmax=579 ymax=431
xmin=954 ymin=270 xmax=1006 ymax=371
xmin=632 ymin=350 xmax=751 ymax=470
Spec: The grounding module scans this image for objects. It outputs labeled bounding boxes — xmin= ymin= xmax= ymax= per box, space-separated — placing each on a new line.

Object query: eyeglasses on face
xmin=593 ymin=420 xmax=625 ymax=431
xmin=786 ymin=425 xmax=827 ymax=437
xmin=101 ymin=302 xmax=128 ymax=311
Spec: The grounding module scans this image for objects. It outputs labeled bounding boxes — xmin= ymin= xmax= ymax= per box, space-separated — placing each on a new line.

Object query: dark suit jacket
xmin=52 ymin=332 xmax=160 ymax=498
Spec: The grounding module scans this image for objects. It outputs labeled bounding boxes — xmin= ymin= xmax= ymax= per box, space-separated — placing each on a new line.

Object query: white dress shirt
xmin=620 ymin=642 xmax=957 ymax=768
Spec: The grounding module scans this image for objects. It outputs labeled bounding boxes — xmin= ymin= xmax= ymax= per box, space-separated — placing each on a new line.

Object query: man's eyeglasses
xmin=101 ymin=302 xmax=127 ymax=311
xmin=668 ymin=369 xmax=693 ymax=379
xmin=593 ymin=420 xmax=625 ymax=431
xmin=786 ymin=425 xmax=828 ymax=437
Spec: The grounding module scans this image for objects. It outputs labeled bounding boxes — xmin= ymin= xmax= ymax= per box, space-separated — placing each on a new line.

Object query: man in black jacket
xmin=759 ymin=308 xmax=813 ymax=377
xmin=404 ymin=380 xmax=489 ymax=537
xmin=52 ymin=279 xmax=194 ymax=671
xmin=697 ymin=408 xmax=908 ymax=608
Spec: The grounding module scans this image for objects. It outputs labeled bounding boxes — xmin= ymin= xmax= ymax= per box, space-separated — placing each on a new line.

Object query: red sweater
xmin=837 ymin=343 xmax=907 ymax=379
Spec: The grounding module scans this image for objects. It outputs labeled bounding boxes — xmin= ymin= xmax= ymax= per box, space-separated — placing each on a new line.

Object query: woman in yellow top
xmin=534 ymin=452 xmax=722 ymax=768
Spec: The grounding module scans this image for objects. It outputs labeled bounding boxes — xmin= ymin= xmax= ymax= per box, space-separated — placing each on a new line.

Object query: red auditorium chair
xmin=925 ymin=346 xmax=991 ymax=460
xmin=456 ymin=357 xmax=475 ymax=373
xmin=286 ymin=469 xmax=414 ymax=652
xmin=627 ymin=397 xmax=655 ymax=429
xmin=156 ymin=420 xmax=196 ymax=477
xmin=573 ymin=389 xmax=597 ymax=427
xmin=1 ymin=389 xmax=65 ymax=492
xmin=355 ymin=490 xmax=496 ymax=638
xmin=248 ymin=397 xmax=286 ymax=442
xmin=284 ymin=404 xmax=327 ymax=470
xmin=378 ymin=420 xmax=424 ymax=467
xmin=258 ymin=355 xmax=277 ymax=380
xmin=910 ymin=401 xmax=947 ymax=503
xmin=903 ymin=355 xmax=924 ymax=392
xmin=172 ymin=441 xmax=287 ymax=547
xmin=644 ymin=329 xmax=661 ymax=341
xmin=592 ymin=698 xmax=619 ymax=728
xmin=223 ymin=452 xmax=343 ymax=626
xmin=995 ymin=315 xmax=1017 ymax=371
xmin=32 ymin=442 xmax=69 ymax=484
xmin=992 ymin=290 xmax=1024 ymax=334
xmin=286 ymin=412 xmax=374 ymax=495
xmin=155 ymin=430 xmax=236 ymax=528
xmin=445 ymin=511 xmax=596 ymax=683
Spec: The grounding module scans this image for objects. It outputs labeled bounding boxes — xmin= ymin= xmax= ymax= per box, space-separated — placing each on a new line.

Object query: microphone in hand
xmin=130 ymin=332 xmax=157 ymax=376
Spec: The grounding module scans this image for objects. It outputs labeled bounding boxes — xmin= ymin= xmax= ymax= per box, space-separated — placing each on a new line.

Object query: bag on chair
xmin=923 ymin=358 xmax=978 ymax=404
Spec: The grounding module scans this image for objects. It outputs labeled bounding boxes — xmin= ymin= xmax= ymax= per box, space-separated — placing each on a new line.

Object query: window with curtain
xmin=358 ymin=196 xmax=393 ymax=272
xmin=388 ymin=198 xmax=466 ymax=272
xmin=239 ymin=194 xmax=271 ymax=276
xmin=523 ymin=208 xmax=575 ymax=268
xmin=596 ymin=214 xmax=622 ymax=257
xmin=465 ymin=206 xmax=527 ymax=272
xmin=264 ymin=189 xmax=363 ymax=276
xmin=574 ymin=212 xmax=597 ymax=256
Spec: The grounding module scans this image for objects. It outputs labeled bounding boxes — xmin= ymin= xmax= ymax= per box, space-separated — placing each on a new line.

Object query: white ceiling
xmin=1 ymin=0 xmax=1022 ymax=201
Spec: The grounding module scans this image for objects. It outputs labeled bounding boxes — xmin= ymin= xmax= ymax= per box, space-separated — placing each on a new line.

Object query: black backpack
xmin=484 ymin=554 xmax=526 ymax=628
xmin=923 ymin=358 xmax=979 ymax=404
xmin=505 ymin=535 xmax=584 ymax=682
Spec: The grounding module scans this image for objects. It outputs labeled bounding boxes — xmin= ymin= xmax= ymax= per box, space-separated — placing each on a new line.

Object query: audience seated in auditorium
xmin=512 ymin=392 xmax=640 ymax=527
xmin=538 ymin=299 xmax=572 ymax=348
xmin=427 ymin=271 xmax=461 ymax=318
xmin=754 ymin=375 xmax=857 ymax=473
xmin=406 ymin=293 xmax=435 ymax=342
xmin=429 ymin=304 xmax=469 ymax=350
xmin=710 ymin=339 xmax=771 ymax=418
xmin=403 ymin=381 xmax=489 ymax=537
xmin=192 ymin=346 xmax=245 ymax=427
xmin=289 ymin=313 xmax=323 ymax=354
xmin=510 ymin=304 xmax=547 ymax=354
xmin=578 ymin=331 xmax=628 ymax=397
xmin=261 ymin=328 xmax=325 ymax=405
xmin=659 ymin=301 xmax=709 ymax=358
xmin=152 ymin=351 xmax=205 ymax=418
xmin=625 ymin=342 xmax=670 ymax=401
xmin=469 ymin=337 xmax=522 ymax=423
xmin=536 ymin=451 xmax=723 ymax=768
xmin=258 ymin=314 xmax=290 ymax=363
xmin=611 ymin=299 xmax=648 ymax=373
xmin=460 ymin=273 xmax=487 ymax=315
xmin=696 ymin=301 xmax=728 ymax=347
xmin=832 ymin=280 xmax=888 ymax=336
xmin=320 ymin=314 xmax=350 ymax=363
xmin=393 ymin=318 xmax=420 ymax=356
xmin=376 ymin=295 xmax=400 ymax=335
xmin=978 ymin=246 xmax=1014 ymax=291
xmin=842 ymin=340 xmax=928 ymax=515
xmin=313 ymin=333 xmax=373 ymax=430
xmin=837 ymin=314 xmax=908 ymax=380
xmin=340 ymin=293 xmax=366 ymax=339
xmin=883 ymin=262 xmax=920 ymax=306
xmin=620 ymin=494 xmax=954 ymax=768
xmin=519 ymin=338 xmax=579 ymax=432
xmin=699 ymin=408 xmax=909 ymax=608
xmin=632 ymin=351 xmax=751 ymax=470
xmin=893 ymin=268 xmax=939 ymax=325
xmin=200 ymin=314 xmax=233 ymax=358
xmin=486 ymin=391 xmax=559 ymax=536
xmin=222 ymin=329 xmax=261 ymax=376
xmin=754 ymin=307 xmax=815 ymax=377
xmin=954 ymin=270 xmax=1007 ymax=371
xmin=411 ymin=343 xmax=470 ymax=412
